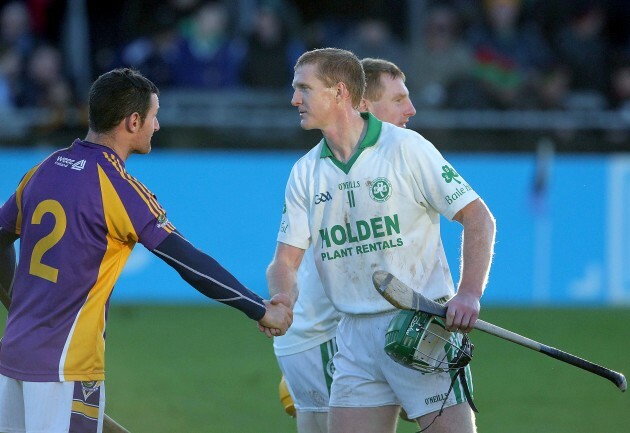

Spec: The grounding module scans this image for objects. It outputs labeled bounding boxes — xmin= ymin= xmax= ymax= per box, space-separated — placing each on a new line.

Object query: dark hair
xmin=361 ymin=58 xmax=405 ymax=102
xmin=88 ymin=68 xmax=159 ymax=133
xmin=295 ymin=48 xmax=365 ymax=108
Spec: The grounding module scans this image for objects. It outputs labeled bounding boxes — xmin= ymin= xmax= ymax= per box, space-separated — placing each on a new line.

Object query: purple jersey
xmin=0 ymin=140 xmax=175 ymax=381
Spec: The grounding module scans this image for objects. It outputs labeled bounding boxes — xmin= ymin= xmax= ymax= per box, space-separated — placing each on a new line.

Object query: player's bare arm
xmin=151 ymin=231 xmax=292 ymax=335
xmin=261 ymin=243 xmax=303 ymax=337
xmin=266 ymin=242 xmax=304 ymax=307
xmin=448 ymin=198 xmax=496 ymax=333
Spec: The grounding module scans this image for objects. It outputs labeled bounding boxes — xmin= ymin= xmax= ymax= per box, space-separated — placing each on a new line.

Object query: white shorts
xmin=0 ymin=374 xmax=105 ymax=433
xmin=329 ymin=312 xmax=473 ymax=419
xmin=276 ymin=337 xmax=337 ymax=412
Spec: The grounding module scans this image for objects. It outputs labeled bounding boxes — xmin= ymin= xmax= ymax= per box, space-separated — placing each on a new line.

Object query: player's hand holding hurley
xmin=444 ymin=289 xmax=481 ymax=334
xmin=258 ymin=293 xmax=293 ymax=337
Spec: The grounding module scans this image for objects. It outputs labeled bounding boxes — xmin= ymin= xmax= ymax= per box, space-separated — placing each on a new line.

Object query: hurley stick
xmin=372 ymin=270 xmax=627 ymax=392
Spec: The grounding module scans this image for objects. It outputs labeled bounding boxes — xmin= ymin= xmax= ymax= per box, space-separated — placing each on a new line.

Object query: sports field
xmin=1 ymin=306 xmax=628 ymax=432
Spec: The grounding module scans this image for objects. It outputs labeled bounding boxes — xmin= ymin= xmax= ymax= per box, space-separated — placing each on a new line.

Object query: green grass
xmin=1 ymin=306 xmax=629 ymax=432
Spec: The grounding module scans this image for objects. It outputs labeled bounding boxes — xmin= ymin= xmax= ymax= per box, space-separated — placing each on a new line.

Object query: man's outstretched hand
xmin=258 ymin=293 xmax=293 ymax=337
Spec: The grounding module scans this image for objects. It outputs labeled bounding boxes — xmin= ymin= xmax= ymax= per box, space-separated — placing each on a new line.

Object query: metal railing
xmin=1 ymin=90 xmax=629 ymax=151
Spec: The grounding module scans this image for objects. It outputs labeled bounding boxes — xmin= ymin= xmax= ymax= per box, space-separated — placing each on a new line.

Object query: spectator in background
xmin=89 ymin=0 xmax=200 ymax=79
xmin=0 ymin=1 xmax=36 ymax=108
xmin=602 ymin=0 xmax=630 ymax=57
xmin=0 ymin=1 xmax=36 ymax=59
xmin=465 ymin=0 xmax=554 ymax=109
xmin=240 ymin=3 xmax=305 ymax=89
xmin=14 ymin=43 xmax=77 ymax=133
xmin=16 ymin=43 xmax=73 ymax=109
xmin=610 ymin=53 xmax=630 ymax=111
xmin=535 ymin=63 xmax=571 ymax=110
xmin=552 ymin=1 xmax=610 ymax=110
xmin=407 ymin=4 xmax=474 ymax=108
xmin=606 ymin=52 xmax=630 ymax=144
xmin=302 ymin=20 xmax=330 ymax=52
xmin=171 ymin=1 xmax=244 ymax=89
xmin=120 ymin=5 xmax=180 ymax=88
xmin=340 ymin=18 xmax=407 ymax=73
xmin=0 ymin=46 xmax=21 ymax=109
xmin=533 ymin=0 xmax=573 ymax=47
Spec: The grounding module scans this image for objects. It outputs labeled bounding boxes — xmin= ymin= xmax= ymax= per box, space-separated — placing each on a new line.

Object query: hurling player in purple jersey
xmin=0 ymin=68 xmax=292 ymax=433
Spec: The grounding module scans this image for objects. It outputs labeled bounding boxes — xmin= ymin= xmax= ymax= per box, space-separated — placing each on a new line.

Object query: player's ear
xmin=335 ymin=82 xmax=350 ymax=102
xmin=125 ymin=112 xmax=141 ymax=132
xmin=359 ymin=98 xmax=370 ymax=112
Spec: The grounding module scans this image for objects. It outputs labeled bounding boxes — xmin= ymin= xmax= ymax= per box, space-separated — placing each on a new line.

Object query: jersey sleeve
xmin=276 ymin=160 xmax=311 ymax=250
xmin=0 ymin=164 xmax=41 ymax=235
xmin=152 ymin=231 xmax=267 ymax=321
xmin=98 ymin=163 xmax=176 ymax=251
xmin=403 ymin=135 xmax=479 ymax=221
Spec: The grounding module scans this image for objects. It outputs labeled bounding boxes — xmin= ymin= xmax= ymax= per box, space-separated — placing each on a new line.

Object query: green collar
xmin=320 ymin=112 xmax=382 ymax=174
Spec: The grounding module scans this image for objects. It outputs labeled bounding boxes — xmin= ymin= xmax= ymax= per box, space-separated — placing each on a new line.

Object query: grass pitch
xmin=1 ymin=306 xmax=628 ymax=432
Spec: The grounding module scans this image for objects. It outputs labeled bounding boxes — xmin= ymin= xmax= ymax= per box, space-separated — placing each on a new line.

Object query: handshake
xmin=257 ymin=293 xmax=293 ymax=337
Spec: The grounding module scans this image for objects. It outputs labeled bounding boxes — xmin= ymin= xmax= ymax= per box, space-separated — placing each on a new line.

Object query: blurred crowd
xmin=1 ymin=0 xmax=630 ymax=119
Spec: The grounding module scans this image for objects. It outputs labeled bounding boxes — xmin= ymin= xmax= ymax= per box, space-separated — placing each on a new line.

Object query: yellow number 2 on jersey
xmin=29 ymin=199 xmax=66 ymax=283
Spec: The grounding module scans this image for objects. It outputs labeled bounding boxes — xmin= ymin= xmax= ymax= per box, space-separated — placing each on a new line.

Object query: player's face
xmin=291 ymin=64 xmax=337 ymax=130
xmin=134 ymin=93 xmax=160 ymax=155
xmin=367 ymin=75 xmax=416 ymax=128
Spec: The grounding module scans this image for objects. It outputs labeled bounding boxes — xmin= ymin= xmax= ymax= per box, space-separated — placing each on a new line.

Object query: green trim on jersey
xmin=320 ymin=112 xmax=382 ymax=174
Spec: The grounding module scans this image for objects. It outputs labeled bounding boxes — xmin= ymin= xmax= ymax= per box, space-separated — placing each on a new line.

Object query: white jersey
xmin=277 ymin=113 xmax=479 ymax=314
xmin=273 ymin=247 xmax=341 ymax=356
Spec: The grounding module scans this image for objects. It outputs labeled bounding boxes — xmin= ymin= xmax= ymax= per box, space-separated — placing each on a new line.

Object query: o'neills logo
xmin=425 ymin=392 xmax=449 ymax=405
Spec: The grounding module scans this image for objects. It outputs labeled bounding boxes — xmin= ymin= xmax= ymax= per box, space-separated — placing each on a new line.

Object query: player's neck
xmin=323 ymin=113 xmax=367 ymax=163
xmin=84 ymin=130 xmax=130 ymax=161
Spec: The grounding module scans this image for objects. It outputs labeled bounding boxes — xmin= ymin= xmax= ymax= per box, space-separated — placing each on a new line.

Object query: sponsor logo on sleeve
xmin=441 ymin=165 xmax=473 ymax=204
xmin=445 ymin=183 xmax=472 ymax=205
xmin=156 ymin=213 xmax=170 ymax=228
xmin=441 ymin=165 xmax=461 ymax=184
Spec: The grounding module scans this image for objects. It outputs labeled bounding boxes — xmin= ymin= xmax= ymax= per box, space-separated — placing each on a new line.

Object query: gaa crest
xmin=369 ymin=177 xmax=392 ymax=202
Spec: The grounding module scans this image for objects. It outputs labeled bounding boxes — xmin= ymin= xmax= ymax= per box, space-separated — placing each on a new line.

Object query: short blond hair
xmin=295 ymin=48 xmax=366 ymax=108
xmin=361 ymin=58 xmax=406 ymax=102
